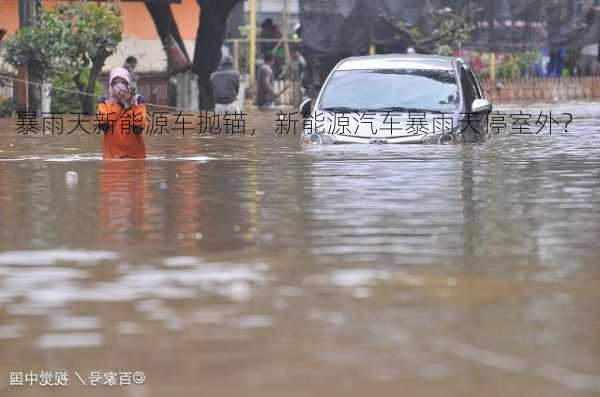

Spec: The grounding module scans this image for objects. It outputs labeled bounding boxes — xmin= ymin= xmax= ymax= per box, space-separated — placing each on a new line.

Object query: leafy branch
xmin=380 ymin=2 xmax=481 ymax=55
xmin=0 ymin=3 xmax=122 ymax=113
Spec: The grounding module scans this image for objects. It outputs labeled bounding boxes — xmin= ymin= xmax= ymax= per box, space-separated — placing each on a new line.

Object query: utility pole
xmin=248 ymin=0 xmax=257 ymax=83
xmin=17 ymin=0 xmax=40 ymax=113
xmin=489 ymin=0 xmax=496 ymax=83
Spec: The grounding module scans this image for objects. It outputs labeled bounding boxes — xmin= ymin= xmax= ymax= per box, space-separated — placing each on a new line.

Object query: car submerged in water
xmin=299 ymin=54 xmax=492 ymax=145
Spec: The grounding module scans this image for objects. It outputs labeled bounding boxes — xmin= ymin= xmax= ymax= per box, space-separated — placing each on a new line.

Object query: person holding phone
xmin=97 ymin=67 xmax=147 ymax=159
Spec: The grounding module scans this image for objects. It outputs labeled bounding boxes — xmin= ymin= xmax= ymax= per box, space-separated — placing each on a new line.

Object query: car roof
xmin=336 ymin=54 xmax=458 ymax=71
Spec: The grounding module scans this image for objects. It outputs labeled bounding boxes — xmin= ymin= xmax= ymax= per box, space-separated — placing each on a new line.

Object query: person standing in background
xmin=259 ymin=19 xmax=281 ymax=56
xmin=122 ymin=56 xmax=139 ymax=90
xmin=256 ymin=53 xmax=277 ymax=109
xmin=210 ymin=55 xmax=240 ymax=114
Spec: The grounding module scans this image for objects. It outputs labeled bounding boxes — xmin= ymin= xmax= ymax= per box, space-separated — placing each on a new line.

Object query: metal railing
xmin=224 ymin=38 xmax=304 ymax=107
xmin=0 ymin=73 xmax=14 ymax=101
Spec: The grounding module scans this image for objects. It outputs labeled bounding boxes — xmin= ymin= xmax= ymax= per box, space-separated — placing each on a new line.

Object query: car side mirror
xmin=299 ymin=98 xmax=312 ymax=118
xmin=472 ymin=98 xmax=492 ymax=113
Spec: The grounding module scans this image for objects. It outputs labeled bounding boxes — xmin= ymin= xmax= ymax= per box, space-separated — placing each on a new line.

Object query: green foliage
xmin=464 ymin=50 xmax=545 ymax=80
xmin=0 ymin=97 xmax=16 ymax=118
xmin=495 ymin=51 xmax=540 ymax=79
xmin=382 ymin=2 xmax=480 ymax=54
xmin=54 ymin=3 xmax=122 ymax=73
xmin=0 ymin=3 xmax=122 ymax=111
xmin=50 ymin=69 xmax=104 ymax=114
xmin=430 ymin=7 xmax=477 ymax=53
xmin=496 ymin=55 xmax=521 ymax=79
xmin=0 ymin=10 xmax=68 ymax=81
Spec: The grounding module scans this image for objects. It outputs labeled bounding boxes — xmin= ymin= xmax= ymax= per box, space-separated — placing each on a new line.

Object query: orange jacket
xmin=97 ymin=96 xmax=147 ymax=159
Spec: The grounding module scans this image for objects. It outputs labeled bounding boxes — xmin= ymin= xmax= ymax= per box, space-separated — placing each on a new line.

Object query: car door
xmin=460 ymin=65 xmax=488 ymax=137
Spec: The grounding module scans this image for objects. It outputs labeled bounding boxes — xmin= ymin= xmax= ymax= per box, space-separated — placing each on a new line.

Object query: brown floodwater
xmin=0 ymin=102 xmax=599 ymax=396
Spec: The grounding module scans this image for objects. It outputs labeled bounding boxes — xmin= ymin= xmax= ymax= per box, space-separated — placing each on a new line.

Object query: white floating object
xmin=37 ymin=332 xmax=103 ymax=349
xmin=65 ymin=171 xmax=78 ymax=186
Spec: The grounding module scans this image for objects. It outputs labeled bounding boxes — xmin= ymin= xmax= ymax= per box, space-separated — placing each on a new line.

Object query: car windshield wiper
xmin=369 ymin=106 xmax=444 ymax=114
xmin=321 ymin=106 xmax=363 ymax=113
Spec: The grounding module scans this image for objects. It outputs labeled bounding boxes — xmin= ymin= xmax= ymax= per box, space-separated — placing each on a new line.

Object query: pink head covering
xmin=109 ymin=67 xmax=131 ymax=85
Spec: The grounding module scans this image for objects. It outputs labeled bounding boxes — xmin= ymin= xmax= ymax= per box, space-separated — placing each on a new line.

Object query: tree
xmin=144 ymin=0 xmax=241 ymax=110
xmin=1 ymin=8 xmax=64 ymax=112
xmin=1 ymin=3 xmax=122 ymax=114
xmin=380 ymin=1 xmax=482 ymax=55
xmin=192 ymin=0 xmax=241 ymax=110
xmin=58 ymin=3 xmax=122 ymax=114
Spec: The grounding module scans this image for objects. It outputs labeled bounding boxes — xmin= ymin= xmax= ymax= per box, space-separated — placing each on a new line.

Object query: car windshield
xmin=318 ymin=68 xmax=460 ymax=113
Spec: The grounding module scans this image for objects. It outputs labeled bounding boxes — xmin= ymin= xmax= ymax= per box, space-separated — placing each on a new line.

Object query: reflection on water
xmin=0 ymin=103 xmax=600 ymax=396
xmin=99 ymin=161 xmax=148 ymax=244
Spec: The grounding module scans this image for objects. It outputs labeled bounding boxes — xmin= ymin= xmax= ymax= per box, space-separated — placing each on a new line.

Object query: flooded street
xmin=0 ymin=102 xmax=599 ymax=396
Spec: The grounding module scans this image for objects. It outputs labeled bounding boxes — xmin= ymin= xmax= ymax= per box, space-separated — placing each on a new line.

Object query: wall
xmin=0 ymin=0 xmax=201 ymax=72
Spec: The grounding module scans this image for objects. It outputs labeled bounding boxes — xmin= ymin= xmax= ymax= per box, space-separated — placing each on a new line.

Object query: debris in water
xmin=65 ymin=171 xmax=78 ymax=186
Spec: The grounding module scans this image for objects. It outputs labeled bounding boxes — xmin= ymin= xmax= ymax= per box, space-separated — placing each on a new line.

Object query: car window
xmin=318 ymin=69 xmax=460 ymax=113
xmin=460 ymin=68 xmax=479 ymax=111
xmin=468 ymin=69 xmax=484 ymax=99
xmin=461 ymin=66 xmax=483 ymax=102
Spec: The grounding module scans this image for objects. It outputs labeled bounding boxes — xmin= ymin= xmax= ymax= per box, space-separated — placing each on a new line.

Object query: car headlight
xmin=320 ymin=133 xmax=336 ymax=145
xmin=422 ymin=131 xmax=455 ymax=144
xmin=301 ymin=132 xmax=336 ymax=145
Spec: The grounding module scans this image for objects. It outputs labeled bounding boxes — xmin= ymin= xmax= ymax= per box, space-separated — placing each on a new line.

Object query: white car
xmin=299 ymin=54 xmax=492 ymax=145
